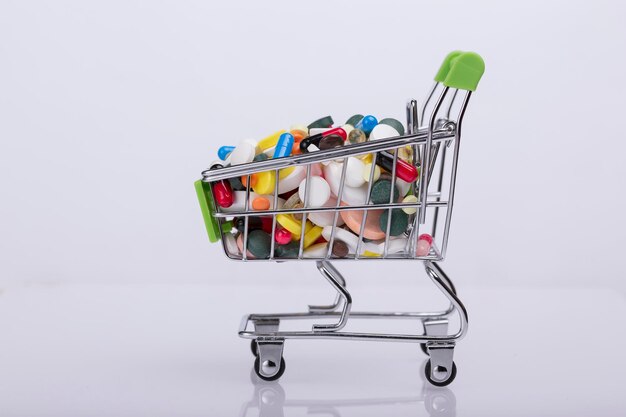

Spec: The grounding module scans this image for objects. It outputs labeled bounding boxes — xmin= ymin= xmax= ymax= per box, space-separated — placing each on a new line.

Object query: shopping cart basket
xmin=196 ymin=51 xmax=484 ymax=386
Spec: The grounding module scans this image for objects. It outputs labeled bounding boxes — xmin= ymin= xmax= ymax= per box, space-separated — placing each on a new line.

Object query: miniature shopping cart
xmin=196 ymin=51 xmax=484 ymax=386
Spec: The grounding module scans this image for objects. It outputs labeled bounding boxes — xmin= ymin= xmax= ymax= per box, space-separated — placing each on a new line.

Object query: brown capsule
xmin=348 ymin=128 xmax=367 ymax=145
xmin=319 ymin=134 xmax=345 ymax=150
xmin=331 ymin=240 xmax=349 ymax=258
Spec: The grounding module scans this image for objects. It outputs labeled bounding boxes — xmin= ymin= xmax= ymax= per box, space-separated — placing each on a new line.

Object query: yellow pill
xmin=279 ymin=166 xmax=295 ymax=179
xmin=276 ymin=214 xmax=303 ymax=236
xmin=362 ymin=162 xmax=381 ymax=182
xmin=303 ymin=226 xmax=323 ymax=248
xmin=360 ymin=153 xmax=373 ymax=163
xmin=402 ymin=195 xmax=418 ymax=214
xmin=258 ymin=130 xmax=287 ymax=151
xmin=398 ymin=146 xmax=413 ymax=162
xmin=252 ymin=171 xmax=276 ymax=195
xmin=363 ymin=250 xmax=381 ymax=257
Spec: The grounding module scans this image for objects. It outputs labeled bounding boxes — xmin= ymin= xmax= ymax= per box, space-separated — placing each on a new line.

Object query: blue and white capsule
xmin=273 ymin=133 xmax=295 ymax=158
xmin=355 ymin=115 xmax=378 ymax=135
xmin=218 ymin=145 xmax=235 ymax=161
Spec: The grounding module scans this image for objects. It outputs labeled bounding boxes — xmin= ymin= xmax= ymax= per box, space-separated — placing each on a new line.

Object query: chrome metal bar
xmin=431 ymin=143 xmax=448 ymax=238
xmin=441 ymin=92 xmax=471 ymax=257
xmin=269 ymin=168 xmax=279 ymax=260
xmin=420 ymin=82 xmax=438 ymax=127
xmin=419 ymin=86 xmax=449 ymax=225
xmin=246 ymin=310 xmax=453 ymax=321
xmin=298 ymin=164 xmax=312 ymax=259
xmin=326 ymin=158 xmax=349 ymax=258
xmin=424 ymin=261 xmax=468 ymax=340
xmin=213 ymin=200 xmax=449 ymax=218
xmin=355 ymin=152 xmax=378 ymax=259
xmin=242 ymin=174 xmax=251 ymax=260
xmin=202 ymin=130 xmax=454 ymax=182
xmin=383 ymin=147 xmax=399 ymax=257
xmin=312 ymin=261 xmax=352 ymax=331
xmin=407 ymin=99 xmax=420 ymax=162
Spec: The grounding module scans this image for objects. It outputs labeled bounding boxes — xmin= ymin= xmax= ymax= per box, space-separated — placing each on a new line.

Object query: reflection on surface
xmin=240 ymin=361 xmax=457 ymax=417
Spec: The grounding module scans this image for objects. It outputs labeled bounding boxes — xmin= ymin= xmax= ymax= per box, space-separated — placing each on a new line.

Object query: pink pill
xmin=416 ymin=233 xmax=433 ymax=256
xmin=275 ymin=227 xmax=292 ymax=245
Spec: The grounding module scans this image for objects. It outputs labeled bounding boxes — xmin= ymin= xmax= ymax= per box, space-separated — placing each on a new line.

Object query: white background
xmin=1 ymin=1 xmax=626 ymax=416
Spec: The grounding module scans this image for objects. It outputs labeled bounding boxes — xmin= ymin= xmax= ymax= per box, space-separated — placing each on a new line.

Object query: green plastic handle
xmin=443 ymin=52 xmax=485 ymax=91
xmin=434 ymin=50 xmax=464 ymax=83
xmin=195 ymin=180 xmax=221 ymax=243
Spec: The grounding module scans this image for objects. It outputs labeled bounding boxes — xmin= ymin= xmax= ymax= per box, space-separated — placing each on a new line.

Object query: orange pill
xmin=252 ymin=196 xmax=271 ymax=211
xmin=291 ymin=130 xmax=306 ymax=143
xmin=241 ymin=173 xmax=258 ymax=188
xmin=339 ymin=203 xmax=386 ymax=240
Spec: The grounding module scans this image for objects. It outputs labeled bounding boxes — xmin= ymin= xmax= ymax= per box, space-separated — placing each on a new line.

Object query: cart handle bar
xmin=202 ymin=128 xmax=455 ymax=183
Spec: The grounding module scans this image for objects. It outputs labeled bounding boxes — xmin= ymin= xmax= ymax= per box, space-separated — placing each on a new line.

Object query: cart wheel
xmin=420 ymin=343 xmax=429 ymax=356
xmin=254 ymin=356 xmax=286 ymax=382
xmin=424 ymin=359 xmax=457 ymax=387
xmin=250 ymin=340 xmax=258 ymax=357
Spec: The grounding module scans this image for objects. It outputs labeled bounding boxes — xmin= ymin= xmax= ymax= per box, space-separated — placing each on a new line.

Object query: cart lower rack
xmin=196 ymin=51 xmax=484 ymax=386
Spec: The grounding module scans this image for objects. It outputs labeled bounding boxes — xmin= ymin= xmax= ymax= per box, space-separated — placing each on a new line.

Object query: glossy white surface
xmin=0 ymin=283 xmax=624 ymax=416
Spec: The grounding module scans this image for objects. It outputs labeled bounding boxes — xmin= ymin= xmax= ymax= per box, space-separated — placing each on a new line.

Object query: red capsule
xmin=213 ymin=180 xmax=233 ymax=208
xmin=376 ymin=151 xmax=419 ymax=183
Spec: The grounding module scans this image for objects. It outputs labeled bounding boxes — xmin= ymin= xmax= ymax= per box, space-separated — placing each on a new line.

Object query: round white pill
xmin=308 ymin=196 xmax=345 ymax=227
xmin=345 ymin=157 xmax=365 ymax=188
xmin=299 ymin=176 xmax=331 ymax=208
xmin=230 ymin=140 xmax=256 ymax=165
xmin=323 ymin=162 xmax=368 ymax=205
xmin=278 ymin=165 xmax=306 ymax=194
xmin=369 ymin=124 xmax=400 ymax=141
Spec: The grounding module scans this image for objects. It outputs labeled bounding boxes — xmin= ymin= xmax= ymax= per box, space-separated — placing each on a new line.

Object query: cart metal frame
xmin=199 ymin=51 xmax=484 ymax=386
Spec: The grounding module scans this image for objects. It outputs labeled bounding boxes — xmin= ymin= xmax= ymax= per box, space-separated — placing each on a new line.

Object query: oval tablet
xmin=299 ymin=176 xmax=331 ymax=208
xmin=278 ymin=165 xmax=306 ymax=194
xmin=381 ymin=237 xmax=409 ymax=254
xmin=340 ymin=203 xmax=385 ymax=240
xmin=230 ymin=140 xmax=257 ymax=165
xmin=345 ymin=157 xmax=365 ymax=188
xmin=308 ymin=196 xmax=345 ymax=227
xmin=369 ymin=123 xmax=400 ymax=141
xmin=303 ymin=242 xmax=329 ymax=258
xmin=323 ymin=162 xmax=368 ymax=205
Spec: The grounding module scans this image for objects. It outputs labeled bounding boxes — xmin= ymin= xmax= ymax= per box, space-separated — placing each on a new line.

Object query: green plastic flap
xmin=444 ymin=52 xmax=485 ymax=91
xmin=434 ymin=50 xmax=463 ymax=83
xmin=195 ymin=180 xmax=221 ymax=243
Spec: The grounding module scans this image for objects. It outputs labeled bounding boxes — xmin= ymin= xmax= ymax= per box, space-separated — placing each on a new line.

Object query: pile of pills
xmin=211 ymin=114 xmax=433 ymax=259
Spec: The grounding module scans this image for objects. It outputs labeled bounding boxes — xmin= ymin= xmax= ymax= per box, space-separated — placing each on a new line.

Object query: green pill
xmin=345 ymin=114 xmax=364 ymax=127
xmin=253 ymin=153 xmax=269 ymax=162
xmin=247 ymin=230 xmax=271 ymax=259
xmin=370 ymin=179 xmax=399 ymax=205
xmin=379 ymin=209 xmax=409 ymax=236
xmin=308 ymin=116 xmax=334 ymax=129
xmin=274 ymin=241 xmax=300 ymax=258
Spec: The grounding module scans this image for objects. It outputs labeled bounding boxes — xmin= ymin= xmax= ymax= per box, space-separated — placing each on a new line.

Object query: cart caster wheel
xmin=424 ymin=359 xmax=457 ymax=387
xmin=250 ymin=340 xmax=258 ymax=357
xmin=420 ymin=343 xmax=429 ymax=356
xmin=253 ymin=356 xmax=286 ymax=382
